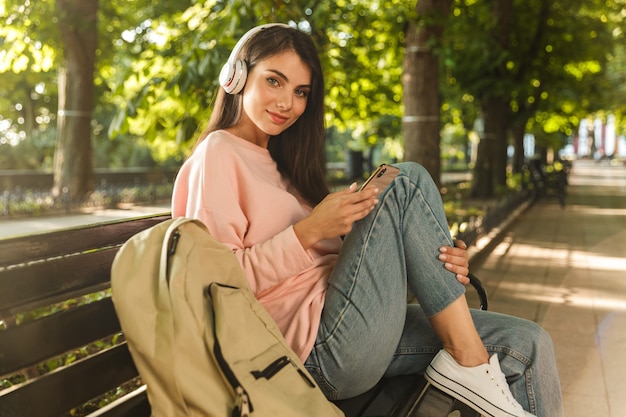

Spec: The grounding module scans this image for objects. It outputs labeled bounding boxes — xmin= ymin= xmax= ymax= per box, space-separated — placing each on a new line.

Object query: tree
xmin=52 ymin=0 xmax=98 ymax=200
xmin=3 ymin=0 xmax=623 ymax=194
xmin=444 ymin=0 xmax=621 ymax=198
xmin=0 ymin=1 xmax=58 ymax=167
xmin=0 ymin=0 xmax=193 ymax=191
xmin=403 ymin=0 xmax=452 ymax=187
xmin=111 ymin=0 xmax=410 ymax=172
xmin=0 ymin=0 xmax=98 ymax=199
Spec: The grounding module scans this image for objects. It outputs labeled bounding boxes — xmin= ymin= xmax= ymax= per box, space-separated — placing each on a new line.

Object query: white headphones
xmin=219 ymin=23 xmax=291 ymax=95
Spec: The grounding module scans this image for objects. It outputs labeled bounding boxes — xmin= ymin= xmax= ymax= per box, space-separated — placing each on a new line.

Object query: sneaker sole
xmin=425 ymin=363 xmax=520 ymax=417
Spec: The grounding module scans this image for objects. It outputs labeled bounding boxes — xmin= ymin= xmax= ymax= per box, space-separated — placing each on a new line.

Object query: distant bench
xmin=0 ymin=214 xmax=485 ymax=417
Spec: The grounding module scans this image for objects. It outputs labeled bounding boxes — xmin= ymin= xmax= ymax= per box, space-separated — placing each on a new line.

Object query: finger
xmin=453 ymin=239 xmax=468 ymax=250
xmin=348 ymin=198 xmax=378 ymax=221
xmin=439 ymin=252 xmax=469 ymax=268
xmin=441 ymin=245 xmax=468 ymax=257
xmin=344 ymin=188 xmax=379 ymax=206
xmin=443 ymin=261 xmax=469 ymax=277
xmin=456 ymin=274 xmax=470 ymax=286
xmin=446 ymin=252 xmax=469 ymax=265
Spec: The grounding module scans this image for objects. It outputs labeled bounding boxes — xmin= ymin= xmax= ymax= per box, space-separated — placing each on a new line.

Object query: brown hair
xmin=198 ymin=25 xmax=328 ymax=206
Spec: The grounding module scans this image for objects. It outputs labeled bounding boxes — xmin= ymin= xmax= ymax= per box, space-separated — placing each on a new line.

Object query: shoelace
xmin=485 ymin=368 xmax=522 ymax=410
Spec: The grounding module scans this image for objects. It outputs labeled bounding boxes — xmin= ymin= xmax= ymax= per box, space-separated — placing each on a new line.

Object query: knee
xmin=394 ymin=162 xmax=437 ymax=189
xmin=522 ymin=318 xmax=554 ymax=352
xmin=531 ymin=322 xmax=557 ymax=362
xmin=396 ymin=161 xmax=428 ymax=178
xmin=508 ymin=317 xmax=556 ymax=365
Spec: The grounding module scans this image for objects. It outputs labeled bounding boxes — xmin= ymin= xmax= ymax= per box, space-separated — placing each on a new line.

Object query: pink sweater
xmin=171 ymin=130 xmax=341 ymax=361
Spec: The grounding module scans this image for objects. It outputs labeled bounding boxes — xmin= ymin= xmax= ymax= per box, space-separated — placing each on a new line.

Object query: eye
xmin=295 ymin=88 xmax=309 ymax=98
xmin=267 ymin=77 xmax=280 ymax=86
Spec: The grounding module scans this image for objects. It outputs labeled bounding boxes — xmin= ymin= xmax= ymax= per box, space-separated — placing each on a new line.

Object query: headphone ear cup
xmin=218 ymin=61 xmax=235 ymax=91
xmin=229 ymin=59 xmax=248 ymax=94
xmin=220 ymin=59 xmax=247 ymax=94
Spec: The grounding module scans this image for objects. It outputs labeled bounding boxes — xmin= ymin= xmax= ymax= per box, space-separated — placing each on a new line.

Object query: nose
xmin=277 ymin=91 xmax=292 ymax=111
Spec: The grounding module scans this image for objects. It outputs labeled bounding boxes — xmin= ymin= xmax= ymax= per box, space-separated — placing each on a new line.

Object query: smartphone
xmin=358 ymin=164 xmax=400 ymax=193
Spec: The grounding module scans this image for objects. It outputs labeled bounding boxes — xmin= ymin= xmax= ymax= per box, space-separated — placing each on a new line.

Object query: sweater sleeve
xmin=172 ymin=133 xmax=317 ymax=295
xmin=197 ymin=207 xmax=315 ymax=295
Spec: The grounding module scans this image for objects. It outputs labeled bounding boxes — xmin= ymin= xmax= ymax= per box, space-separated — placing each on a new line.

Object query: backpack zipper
xmin=169 ymin=233 xmax=253 ymax=416
xmin=204 ymin=283 xmax=317 ymax=417
xmin=167 ymin=230 xmax=181 ymax=256
xmin=232 ymin=386 xmax=251 ymax=417
xmin=251 ymin=355 xmax=316 ymax=388
xmin=165 ymin=230 xmax=181 ymax=282
xmin=206 ymin=284 xmax=255 ymax=416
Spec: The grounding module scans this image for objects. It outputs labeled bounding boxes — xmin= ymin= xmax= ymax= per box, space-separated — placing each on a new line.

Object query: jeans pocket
xmin=304 ymin=364 xmax=339 ymax=400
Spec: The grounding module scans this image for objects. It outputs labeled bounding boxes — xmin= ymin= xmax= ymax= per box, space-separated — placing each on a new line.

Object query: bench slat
xmin=0 ymin=214 xmax=170 ymax=267
xmin=86 ymin=386 xmax=150 ymax=417
xmin=0 ymin=248 xmax=117 ymax=315
xmin=0 ymin=298 xmax=121 ymax=376
xmin=0 ymin=344 xmax=138 ymax=417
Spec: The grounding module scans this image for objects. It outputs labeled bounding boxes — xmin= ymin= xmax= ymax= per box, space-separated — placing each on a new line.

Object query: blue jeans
xmin=304 ymin=162 xmax=563 ymax=417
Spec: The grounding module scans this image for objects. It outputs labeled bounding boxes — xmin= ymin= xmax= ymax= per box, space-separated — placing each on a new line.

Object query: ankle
xmin=443 ymin=346 xmax=489 ymax=367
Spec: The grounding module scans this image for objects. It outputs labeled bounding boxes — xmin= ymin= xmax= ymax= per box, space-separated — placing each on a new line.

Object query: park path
xmin=469 ymin=159 xmax=626 ymax=417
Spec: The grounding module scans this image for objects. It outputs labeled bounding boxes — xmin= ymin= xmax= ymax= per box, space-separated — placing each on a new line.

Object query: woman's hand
xmin=439 ymin=240 xmax=470 ymax=285
xmin=294 ymin=183 xmax=378 ymax=249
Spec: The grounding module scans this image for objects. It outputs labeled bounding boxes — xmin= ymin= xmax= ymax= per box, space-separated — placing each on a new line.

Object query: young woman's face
xmin=236 ymin=50 xmax=312 ymax=147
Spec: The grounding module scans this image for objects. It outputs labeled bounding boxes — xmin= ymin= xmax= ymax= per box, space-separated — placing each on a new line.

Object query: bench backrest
xmin=0 ymin=213 xmax=484 ymax=417
xmin=0 ymin=214 xmax=170 ymax=417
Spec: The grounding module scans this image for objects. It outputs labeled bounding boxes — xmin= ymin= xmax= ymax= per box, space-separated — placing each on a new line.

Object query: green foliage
xmin=0 ymin=0 xmax=59 ymax=156
xmin=105 ymin=0 xmax=413 ymax=159
xmin=0 ymin=0 xmax=624 ymax=172
xmin=443 ymin=0 xmax=623 ymax=152
xmin=321 ymin=1 xmax=408 ymax=145
xmin=0 ymin=126 xmax=56 ymax=170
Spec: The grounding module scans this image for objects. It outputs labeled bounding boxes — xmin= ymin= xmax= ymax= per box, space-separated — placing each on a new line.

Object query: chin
xmin=264 ymin=126 xmax=291 ymax=137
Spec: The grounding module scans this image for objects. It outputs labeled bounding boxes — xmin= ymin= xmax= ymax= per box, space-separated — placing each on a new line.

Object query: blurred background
xmin=0 ymin=0 xmax=624 ymax=223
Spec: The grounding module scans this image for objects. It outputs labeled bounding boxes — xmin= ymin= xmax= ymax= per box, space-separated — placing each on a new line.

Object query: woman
xmin=172 ymin=24 xmax=563 ymax=417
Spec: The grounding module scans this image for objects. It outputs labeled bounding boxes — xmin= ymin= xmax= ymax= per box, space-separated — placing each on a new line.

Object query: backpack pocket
xmin=206 ymin=282 xmax=342 ymax=417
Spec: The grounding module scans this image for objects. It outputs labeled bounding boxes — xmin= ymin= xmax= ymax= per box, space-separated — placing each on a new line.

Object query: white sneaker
xmin=425 ymin=350 xmax=536 ymax=417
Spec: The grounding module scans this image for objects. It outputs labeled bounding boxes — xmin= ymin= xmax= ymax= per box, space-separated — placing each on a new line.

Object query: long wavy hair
xmin=196 ymin=25 xmax=329 ymax=206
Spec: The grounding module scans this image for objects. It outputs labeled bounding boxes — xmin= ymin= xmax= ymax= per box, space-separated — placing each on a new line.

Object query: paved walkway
xmin=0 ymin=203 xmax=171 ymax=239
xmin=468 ymin=159 xmax=626 ymax=417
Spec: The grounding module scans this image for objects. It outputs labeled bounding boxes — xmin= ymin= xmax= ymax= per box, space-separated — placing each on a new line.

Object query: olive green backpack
xmin=111 ymin=217 xmax=344 ymax=417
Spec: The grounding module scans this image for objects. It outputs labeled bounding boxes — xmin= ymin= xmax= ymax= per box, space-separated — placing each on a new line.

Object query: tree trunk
xmin=402 ymin=0 xmax=452 ymax=188
xmin=492 ymin=100 xmax=509 ymax=188
xmin=511 ymin=120 xmax=526 ymax=174
xmin=52 ymin=0 xmax=98 ymax=200
xmin=470 ymin=0 xmax=514 ymax=198
xmin=471 ymin=97 xmax=508 ymax=198
xmin=470 ymin=133 xmax=494 ymax=199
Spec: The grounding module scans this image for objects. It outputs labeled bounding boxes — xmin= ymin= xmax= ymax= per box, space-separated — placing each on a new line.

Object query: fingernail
xmin=349 ymin=182 xmax=357 ymax=190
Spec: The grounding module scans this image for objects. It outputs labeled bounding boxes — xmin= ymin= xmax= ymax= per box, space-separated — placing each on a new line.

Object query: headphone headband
xmin=219 ymin=23 xmax=291 ymax=94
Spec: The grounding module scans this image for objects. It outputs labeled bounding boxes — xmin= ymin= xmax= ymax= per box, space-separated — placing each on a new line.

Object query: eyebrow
xmin=267 ymin=69 xmax=311 ymax=89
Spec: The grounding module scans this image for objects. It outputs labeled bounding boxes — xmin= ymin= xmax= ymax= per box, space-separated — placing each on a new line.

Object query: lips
xmin=267 ymin=110 xmax=289 ymax=125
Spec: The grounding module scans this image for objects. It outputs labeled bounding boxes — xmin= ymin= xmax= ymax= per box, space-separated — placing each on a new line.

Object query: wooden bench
xmin=0 ymin=214 xmax=484 ymax=417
